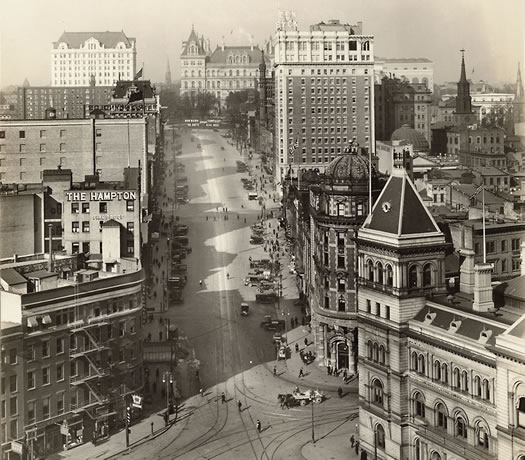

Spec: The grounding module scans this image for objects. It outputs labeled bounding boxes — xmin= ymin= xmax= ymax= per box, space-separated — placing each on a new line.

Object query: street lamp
xmin=162 ymin=372 xmax=175 ymax=426
xmin=310 ymin=393 xmax=315 ymax=444
xmin=165 ymin=237 xmax=170 ymax=312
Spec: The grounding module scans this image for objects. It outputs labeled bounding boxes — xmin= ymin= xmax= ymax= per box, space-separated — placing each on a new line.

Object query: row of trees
xmin=160 ymin=89 xmax=219 ymax=121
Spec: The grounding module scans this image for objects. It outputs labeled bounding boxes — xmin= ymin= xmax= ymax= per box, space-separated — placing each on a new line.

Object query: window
xmin=9 ymin=348 xmax=17 ymax=364
xmin=476 ymin=423 xmax=489 ymax=449
xmin=82 ymin=203 xmax=90 ymax=214
xmin=338 ymin=297 xmax=345 ymax=312
xmin=385 ymin=305 xmax=390 ymax=320
xmin=418 ymin=355 xmax=426 ymax=375
xmin=72 ymin=221 xmax=80 ymax=233
xmin=126 ymin=200 xmax=134 ymax=211
xmin=40 ymin=143 xmax=46 ymax=152
xmin=72 ymin=242 xmax=80 ymax=254
xmin=455 ymin=416 xmax=467 ymax=439
xmin=367 ymin=260 xmax=374 ymax=282
xmin=0 ymin=400 xmax=4 ymax=419
xmin=517 ymin=397 xmax=525 ymax=428
xmin=337 ymin=278 xmax=345 ymax=292
xmin=82 ymin=221 xmax=90 ymax=232
xmin=376 ymin=424 xmax=385 ymax=449
xmin=27 ymin=371 xmax=35 ymax=390
xmin=366 ymin=299 xmax=371 ymax=314
xmin=501 ymin=240 xmax=507 ymax=252
xmin=19 ymin=144 xmax=26 ymax=153
xmin=42 ymin=367 xmax=50 ymax=385
xmin=337 ymin=254 xmax=345 ymax=268
xmin=40 ymin=129 xmax=46 ymax=138
xmin=57 ymin=393 xmax=64 ymax=415
xmin=441 ymin=363 xmax=448 ymax=384
xmin=28 ymin=400 xmax=36 ymax=424
xmin=512 ymin=238 xmax=521 ymax=251
xmin=19 ymin=130 xmax=25 ymax=139
xmin=376 ymin=262 xmax=383 ymax=284
xmin=486 ymin=241 xmax=495 ymax=253
xmin=436 ymin=403 xmax=448 ymax=429
xmin=372 ymin=380 xmax=384 ymax=406
xmin=42 ymin=396 xmax=50 ymax=418
xmin=385 ymin=265 xmax=393 ymax=287
xmin=119 ymin=322 xmax=125 ymax=337
xmin=99 ymin=202 xmax=108 ymax=213
xmin=423 ymin=264 xmax=432 ymax=286
xmin=10 ymin=396 xmax=17 ymax=416
xmin=414 ymin=392 xmax=425 ymax=418
xmin=127 ymin=222 xmax=134 ymax=234
xmin=409 ymin=265 xmax=418 ymax=287
xmin=57 ymin=363 xmax=64 ymax=381
xmin=60 ymin=143 xmax=66 ymax=152
xmin=71 ymin=202 xmax=79 ymax=214
xmin=0 ymin=131 xmax=4 ymax=138
xmin=9 ymin=375 xmax=17 ymax=393
xmin=60 ymin=129 xmax=66 ymax=138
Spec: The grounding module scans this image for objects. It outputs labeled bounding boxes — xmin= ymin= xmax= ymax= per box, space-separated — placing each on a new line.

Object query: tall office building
xmin=52 ymin=32 xmax=137 ymax=87
xmin=273 ymin=13 xmax=375 ymax=182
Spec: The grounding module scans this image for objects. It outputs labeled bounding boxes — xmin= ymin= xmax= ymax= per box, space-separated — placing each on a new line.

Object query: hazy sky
xmin=1 ymin=0 xmax=524 ymax=88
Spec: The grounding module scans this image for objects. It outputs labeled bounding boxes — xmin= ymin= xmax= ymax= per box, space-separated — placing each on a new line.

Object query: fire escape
xmin=69 ymin=316 xmax=112 ymax=422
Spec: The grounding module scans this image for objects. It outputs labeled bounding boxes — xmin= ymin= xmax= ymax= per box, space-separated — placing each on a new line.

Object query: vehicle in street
xmin=250 ymin=236 xmax=264 ymax=245
xmin=256 ymin=291 xmax=277 ymax=303
xmin=272 ymin=332 xmax=284 ymax=344
xmin=172 ymin=225 xmax=189 ymax=236
xmin=250 ymin=259 xmax=271 ymax=269
xmin=286 ymin=388 xmax=325 ymax=406
xmin=240 ymin=303 xmax=249 ymax=316
xmin=168 ymin=276 xmax=186 ymax=289
xmin=172 ymin=264 xmax=188 ymax=274
xmin=177 ymin=176 xmax=188 ymax=182
xmin=260 ymin=315 xmax=285 ymax=331
xmin=170 ymin=290 xmax=184 ymax=304
xmin=248 ymin=192 xmax=258 ymax=200
xmin=172 ymin=236 xmax=189 ymax=246
xmin=277 ymin=346 xmax=287 ymax=360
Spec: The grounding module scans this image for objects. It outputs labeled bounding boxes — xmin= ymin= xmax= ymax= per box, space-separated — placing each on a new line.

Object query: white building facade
xmin=52 ymin=32 xmax=137 ymax=87
xmin=273 ymin=14 xmax=375 ymax=182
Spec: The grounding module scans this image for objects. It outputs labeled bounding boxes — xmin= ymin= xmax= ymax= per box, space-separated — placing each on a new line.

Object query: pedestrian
xmin=327 ymin=365 xmax=331 ymax=376
xmin=298 ymin=367 xmax=304 ymax=378
xmin=147 ymin=332 xmax=152 ymax=342
xmin=156 ymin=368 xmax=160 ymax=380
xmin=159 ymin=330 xmax=163 ymax=341
xmin=350 ymin=434 xmax=355 ymax=447
xmin=226 ymin=273 xmax=230 ymax=279
xmin=343 ymin=369 xmax=348 ymax=380
xmin=355 ymin=440 xmax=359 ymax=455
xmin=221 ymin=392 xmax=226 ymax=404
xmin=295 ymin=343 xmax=299 ymax=353
xmin=304 ymin=338 xmax=308 ymax=347
xmin=295 ymin=316 xmax=298 ymax=326
xmin=199 ymin=280 xmax=202 ymax=286
xmin=290 ymin=318 xmax=294 ymax=328
xmin=200 ymin=388 xmax=204 ymax=397
xmin=256 ymin=420 xmax=261 ymax=432
xmin=338 ymin=386 xmax=343 ymax=398
xmin=273 ymin=365 xmax=277 ymax=377
xmin=238 ymin=400 xmax=242 ymax=411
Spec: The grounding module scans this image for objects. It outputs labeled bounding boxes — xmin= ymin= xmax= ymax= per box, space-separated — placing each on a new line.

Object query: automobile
xmin=250 ymin=236 xmax=264 ymax=245
xmin=170 ymin=290 xmax=184 ymax=304
xmin=171 ymin=264 xmax=187 ymax=274
xmin=272 ymin=332 xmax=283 ymax=344
xmin=240 ymin=303 xmax=249 ymax=316
xmin=277 ymin=346 xmax=287 ymax=360
xmin=172 ymin=236 xmax=189 ymax=246
xmin=248 ymin=192 xmax=258 ymax=200
xmin=256 ymin=291 xmax=277 ymax=303
xmin=260 ymin=315 xmax=285 ymax=331
xmin=172 ymin=225 xmax=189 ymax=236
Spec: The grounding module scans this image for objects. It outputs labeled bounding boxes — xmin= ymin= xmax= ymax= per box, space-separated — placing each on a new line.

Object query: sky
xmin=1 ymin=0 xmax=524 ymax=88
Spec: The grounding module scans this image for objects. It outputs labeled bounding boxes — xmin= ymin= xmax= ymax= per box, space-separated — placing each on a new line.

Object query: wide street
xmin=57 ymin=127 xmax=360 ymax=460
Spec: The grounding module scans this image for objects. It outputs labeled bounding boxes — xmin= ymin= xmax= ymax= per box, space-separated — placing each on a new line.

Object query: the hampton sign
xmin=66 ymin=191 xmax=137 ymax=202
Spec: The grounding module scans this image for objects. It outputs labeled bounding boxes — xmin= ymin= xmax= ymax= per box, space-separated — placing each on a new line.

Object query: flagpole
xmin=482 ymin=186 xmax=486 ymax=263
xmin=368 ymin=147 xmax=372 ymax=215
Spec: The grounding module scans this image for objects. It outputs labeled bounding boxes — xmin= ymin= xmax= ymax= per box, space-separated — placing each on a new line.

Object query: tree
xmin=481 ymin=102 xmax=514 ymax=134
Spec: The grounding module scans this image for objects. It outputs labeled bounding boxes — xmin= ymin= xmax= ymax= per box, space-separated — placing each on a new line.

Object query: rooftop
xmin=208 ymin=46 xmax=269 ymax=65
xmin=54 ymin=31 xmax=135 ymax=49
xmin=0 ymin=268 xmax=27 ymax=286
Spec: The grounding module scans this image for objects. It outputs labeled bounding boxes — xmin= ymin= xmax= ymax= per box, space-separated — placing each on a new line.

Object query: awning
xmin=96 ymin=411 xmax=117 ymax=420
xmin=42 ymin=314 xmax=52 ymax=325
xmin=27 ymin=317 xmax=38 ymax=328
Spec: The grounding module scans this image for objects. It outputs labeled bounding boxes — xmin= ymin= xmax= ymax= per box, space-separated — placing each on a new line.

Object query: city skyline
xmin=1 ymin=0 xmax=524 ymax=88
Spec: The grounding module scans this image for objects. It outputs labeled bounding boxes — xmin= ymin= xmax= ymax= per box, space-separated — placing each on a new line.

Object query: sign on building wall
xmin=65 ymin=191 xmax=137 ymax=202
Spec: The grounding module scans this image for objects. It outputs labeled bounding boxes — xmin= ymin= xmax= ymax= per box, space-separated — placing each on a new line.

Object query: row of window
xmin=479 ymin=238 xmax=521 ymax=254
xmin=365 ymin=300 xmax=391 ymax=320
xmin=280 ymin=67 xmax=369 ymax=77
xmin=0 ymin=129 xmax=67 ymax=139
xmin=71 ymin=201 xmax=134 ymax=214
xmin=71 ymin=221 xmax=134 ymax=233
xmin=410 ymin=352 xmax=492 ymax=401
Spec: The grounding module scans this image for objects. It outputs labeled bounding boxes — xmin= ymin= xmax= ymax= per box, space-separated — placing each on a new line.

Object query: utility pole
xmin=162 ymin=372 xmax=174 ymax=426
xmin=311 ymin=395 xmax=315 ymax=444
xmin=125 ymin=404 xmax=131 ymax=448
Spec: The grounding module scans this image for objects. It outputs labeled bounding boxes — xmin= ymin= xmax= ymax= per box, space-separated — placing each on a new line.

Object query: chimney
xmin=521 ymin=242 xmax=525 ymax=276
xmin=221 ymin=36 xmax=225 ymax=52
xmin=472 ymin=263 xmax=494 ymax=312
xmin=48 ymin=224 xmax=54 ymax=272
xmin=459 ymin=248 xmax=475 ymax=294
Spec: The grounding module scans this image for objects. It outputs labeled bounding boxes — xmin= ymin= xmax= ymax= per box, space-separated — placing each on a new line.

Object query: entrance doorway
xmin=337 ymin=341 xmax=349 ymax=369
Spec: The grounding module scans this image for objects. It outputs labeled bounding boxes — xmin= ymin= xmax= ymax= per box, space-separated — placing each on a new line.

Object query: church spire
xmin=455 ymin=49 xmax=473 ymax=125
xmin=516 ymin=62 xmax=524 ymax=101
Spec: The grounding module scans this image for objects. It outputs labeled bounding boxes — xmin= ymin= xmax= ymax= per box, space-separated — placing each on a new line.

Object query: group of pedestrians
xmin=208 ymin=391 xmax=263 ymax=433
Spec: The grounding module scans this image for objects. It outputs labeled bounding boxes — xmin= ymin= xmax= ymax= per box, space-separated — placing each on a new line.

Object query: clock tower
xmin=355 ymin=154 xmax=448 ymax=459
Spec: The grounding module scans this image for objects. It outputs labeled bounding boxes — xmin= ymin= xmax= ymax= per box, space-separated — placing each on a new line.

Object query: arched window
xmin=191 ymin=81 xmax=195 ymax=88
xmin=453 ymin=368 xmax=460 ymax=389
xmin=372 ymin=379 xmax=383 ymax=406
xmin=441 ymin=363 xmax=448 ymax=384
xmin=362 ymin=41 xmax=370 ymax=51
xmin=418 ymin=354 xmax=426 ymax=375
xmin=461 ymin=370 xmax=469 ymax=392
xmin=517 ymin=396 xmax=525 ymax=428
xmin=414 ymin=392 xmax=425 ymax=418
xmin=184 ymin=81 xmax=188 ymax=89
xmin=455 ymin=415 xmax=468 ymax=439
xmin=423 ymin=264 xmax=432 ymax=286
xmin=483 ymin=379 xmax=490 ymax=401
xmin=337 ymin=202 xmax=345 ymax=216
xmin=474 ymin=376 xmax=482 ymax=397
xmin=411 ymin=351 xmax=418 ymax=370
xmin=434 ymin=361 xmax=441 ymax=381
xmin=379 ymin=345 xmax=385 ymax=364
xmin=229 ymin=70 xmax=233 ymax=77
xmin=198 ymin=81 xmax=202 ymax=88
xmin=385 ymin=264 xmax=393 ymax=287
xmin=412 ymin=77 xmax=419 ymax=84
xmin=368 ymin=260 xmax=374 ymax=282
xmin=236 ymin=80 xmax=240 ymax=88
xmin=236 ymin=69 xmax=239 ymax=77
xmin=430 ymin=453 xmax=442 ymax=460
xmin=367 ymin=340 xmax=373 ymax=360
xmin=436 ymin=403 xmax=448 ymax=429
xmin=376 ymin=262 xmax=383 ymax=284
xmin=376 ymin=424 xmax=385 ymax=449
xmin=373 ymin=343 xmax=379 ymax=362
xmin=475 ymin=422 xmax=489 ymax=449
xmin=184 ymin=70 xmax=188 ymax=77
xmin=191 ymin=70 xmax=195 ymax=77
xmin=206 ymin=81 xmax=210 ymax=88
xmin=243 ymin=69 xmax=247 ymax=76
xmin=409 ymin=265 xmax=418 ymax=287
xmin=217 ymin=81 xmax=220 ymax=88
xmin=198 ymin=70 xmax=202 ymax=77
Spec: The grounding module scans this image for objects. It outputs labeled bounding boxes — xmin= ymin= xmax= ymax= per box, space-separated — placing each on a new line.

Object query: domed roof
xmin=324 ymin=147 xmax=374 ymax=184
xmin=391 ymin=124 xmax=429 ymax=151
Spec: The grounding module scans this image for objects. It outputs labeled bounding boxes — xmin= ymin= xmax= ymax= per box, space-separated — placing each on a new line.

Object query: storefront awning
xmin=27 ymin=317 xmax=38 ymax=328
xmin=96 ymin=411 xmax=117 ymax=420
xmin=42 ymin=314 xmax=52 ymax=325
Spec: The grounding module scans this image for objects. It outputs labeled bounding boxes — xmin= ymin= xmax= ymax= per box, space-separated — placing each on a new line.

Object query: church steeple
xmin=516 ymin=62 xmax=524 ymax=101
xmin=514 ymin=62 xmax=525 ymax=125
xmin=454 ymin=49 xmax=474 ymax=127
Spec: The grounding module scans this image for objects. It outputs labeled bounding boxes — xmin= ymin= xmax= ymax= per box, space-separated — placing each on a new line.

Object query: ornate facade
xmin=355 ymin=151 xmax=525 ymax=460
xmin=179 ymin=26 xmax=272 ymax=107
xmin=307 ymin=143 xmax=382 ymax=373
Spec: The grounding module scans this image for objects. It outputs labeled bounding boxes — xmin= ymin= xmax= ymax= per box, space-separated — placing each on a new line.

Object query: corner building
xmin=355 ymin=153 xmax=525 ymax=459
xmin=273 ymin=17 xmax=375 ymax=182
xmin=309 ymin=146 xmax=381 ymax=373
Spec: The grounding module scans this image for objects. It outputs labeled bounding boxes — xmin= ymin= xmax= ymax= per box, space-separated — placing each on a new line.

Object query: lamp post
xmin=310 ymin=394 xmax=315 ymax=444
xmin=165 ymin=237 xmax=170 ymax=312
xmin=162 ymin=372 xmax=174 ymax=426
